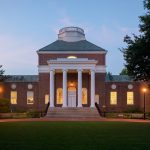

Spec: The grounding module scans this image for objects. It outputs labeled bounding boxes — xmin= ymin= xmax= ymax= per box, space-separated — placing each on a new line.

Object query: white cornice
xmin=47 ymin=58 xmax=98 ymax=65
xmin=38 ymin=65 xmax=106 ymax=73
xmin=37 ymin=50 xmax=107 ymax=54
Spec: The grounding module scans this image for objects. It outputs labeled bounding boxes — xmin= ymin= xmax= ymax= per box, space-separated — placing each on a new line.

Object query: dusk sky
xmin=0 ymin=0 xmax=145 ymax=75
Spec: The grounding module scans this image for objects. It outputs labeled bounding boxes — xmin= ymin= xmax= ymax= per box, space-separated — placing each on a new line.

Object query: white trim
xmin=90 ymin=70 xmax=95 ymax=107
xmin=37 ymin=50 xmax=107 ymax=54
xmin=62 ymin=69 xmax=67 ymax=107
xmin=50 ymin=70 xmax=54 ymax=107
xmin=38 ymin=65 xmax=106 ymax=73
xmin=95 ymin=66 xmax=106 ymax=73
xmin=77 ymin=69 xmax=82 ymax=107
xmin=38 ymin=65 xmax=49 ymax=73
xmin=47 ymin=58 xmax=98 ymax=64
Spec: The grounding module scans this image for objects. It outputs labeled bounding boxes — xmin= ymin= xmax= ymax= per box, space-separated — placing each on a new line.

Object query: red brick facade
xmin=38 ymin=53 xmax=106 ymax=65
xmin=0 ymin=51 xmax=149 ymax=113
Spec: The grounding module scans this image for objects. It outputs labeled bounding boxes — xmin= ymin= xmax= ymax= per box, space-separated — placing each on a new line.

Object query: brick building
xmin=0 ymin=27 xmax=149 ymax=113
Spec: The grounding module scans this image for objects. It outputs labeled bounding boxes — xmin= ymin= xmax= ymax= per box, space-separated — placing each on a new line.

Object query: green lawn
xmin=0 ymin=121 xmax=150 ymax=150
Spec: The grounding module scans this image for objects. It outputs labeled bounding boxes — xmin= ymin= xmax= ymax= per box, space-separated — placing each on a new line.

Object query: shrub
xmin=26 ymin=109 xmax=41 ymax=118
xmin=0 ymin=98 xmax=11 ymax=113
xmin=123 ymin=108 xmax=142 ymax=113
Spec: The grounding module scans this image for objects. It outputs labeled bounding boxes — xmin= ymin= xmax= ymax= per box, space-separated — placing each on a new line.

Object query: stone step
xmin=46 ymin=115 xmax=100 ymax=118
xmin=46 ymin=114 xmax=100 ymax=118
xmin=46 ymin=107 xmax=101 ymax=118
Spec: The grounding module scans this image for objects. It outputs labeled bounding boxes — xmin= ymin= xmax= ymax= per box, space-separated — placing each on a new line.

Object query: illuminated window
xmin=45 ymin=94 xmax=49 ymax=104
xmin=110 ymin=92 xmax=117 ymax=105
xmin=27 ymin=91 xmax=34 ymax=104
xmin=127 ymin=92 xmax=134 ymax=105
xmin=57 ymin=88 xmax=63 ymax=104
xmin=67 ymin=56 xmax=77 ymax=59
xmin=11 ymin=91 xmax=17 ymax=104
xmin=82 ymin=88 xmax=87 ymax=104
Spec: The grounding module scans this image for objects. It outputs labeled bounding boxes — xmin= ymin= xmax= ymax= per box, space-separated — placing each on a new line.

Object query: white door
xmin=68 ymin=87 xmax=76 ymax=107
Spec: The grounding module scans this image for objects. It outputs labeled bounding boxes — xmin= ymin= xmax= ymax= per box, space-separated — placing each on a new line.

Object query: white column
xmin=62 ymin=69 xmax=67 ymax=107
xmin=90 ymin=69 xmax=95 ymax=107
xmin=77 ymin=69 xmax=82 ymax=107
xmin=50 ymin=69 xmax=54 ymax=107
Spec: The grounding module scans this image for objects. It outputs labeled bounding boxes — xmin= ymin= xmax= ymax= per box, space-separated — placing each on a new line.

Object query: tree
xmin=0 ymin=65 xmax=8 ymax=82
xmin=106 ymin=72 xmax=113 ymax=81
xmin=121 ymin=0 xmax=150 ymax=86
xmin=120 ymin=68 xmax=128 ymax=75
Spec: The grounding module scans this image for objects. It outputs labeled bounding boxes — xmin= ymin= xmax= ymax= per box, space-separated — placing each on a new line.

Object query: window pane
xmin=45 ymin=94 xmax=49 ymax=104
xmin=57 ymin=88 xmax=63 ymax=104
xmin=127 ymin=92 xmax=134 ymax=105
xmin=27 ymin=91 xmax=34 ymax=104
xmin=11 ymin=91 xmax=17 ymax=104
xmin=82 ymin=88 xmax=87 ymax=104
xmin=110 ymin=92 xmax=117 ymax=105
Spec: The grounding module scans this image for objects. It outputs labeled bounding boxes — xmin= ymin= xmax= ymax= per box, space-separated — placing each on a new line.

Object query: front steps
xmin=46 ymin=107 xmax=101 ymax=118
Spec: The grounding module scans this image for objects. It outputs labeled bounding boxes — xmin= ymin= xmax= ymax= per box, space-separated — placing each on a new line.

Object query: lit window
xmin=57 ymin=88 xmax=63 ymax=104
xmin=11 ymin=91 xmax=17 ymax=104
xmin=82 ymin=88 xmax=87 ymax=104
xmin=27 ymin=91 xmax=34 ymax=104
xmin=45 ymin=94 xmax=49 ymax=104
xmin=67 ymin=56 xmax=77 ymax=59
xmin=110 ymin=92 xmax=117 ymax=105
xmin=127 ymin=92 xmax=134 ymax=105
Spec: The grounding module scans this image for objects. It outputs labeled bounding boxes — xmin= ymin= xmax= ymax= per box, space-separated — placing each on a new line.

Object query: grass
xmin=0 ymin=121 xmax=150 ymax=150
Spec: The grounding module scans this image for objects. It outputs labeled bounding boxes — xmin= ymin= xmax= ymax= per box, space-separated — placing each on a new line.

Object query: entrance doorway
xmin=68 ymin=87 xmax=76 ymax=107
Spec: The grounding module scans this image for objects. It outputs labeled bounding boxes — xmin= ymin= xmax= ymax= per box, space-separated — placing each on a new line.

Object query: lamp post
xmin=143 ymin=88 xmax=147 ymax=120
xmin=0 ymin=86 xmax=3 ymax=98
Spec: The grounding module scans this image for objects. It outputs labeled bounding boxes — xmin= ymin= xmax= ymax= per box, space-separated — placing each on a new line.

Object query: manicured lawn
xmin=0 ymin=121 xmax=150 ymax=150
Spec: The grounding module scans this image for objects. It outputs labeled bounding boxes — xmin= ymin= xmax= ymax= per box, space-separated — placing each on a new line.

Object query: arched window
xmin=82 ymin=88 xmax=87 ymax=104
xmin=57 ymin=88 xmax=63 ymax=104
xmin=67 ymin=56 xmax=77 ymax=59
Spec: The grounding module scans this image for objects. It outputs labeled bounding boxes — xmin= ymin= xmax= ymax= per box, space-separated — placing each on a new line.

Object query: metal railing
xmin=95 ymin=102 xmax=103 ymax=117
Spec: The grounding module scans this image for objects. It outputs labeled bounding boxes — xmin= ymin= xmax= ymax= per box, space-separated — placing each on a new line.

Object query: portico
xmin=48 ymin=58 xmax=98 ymax=108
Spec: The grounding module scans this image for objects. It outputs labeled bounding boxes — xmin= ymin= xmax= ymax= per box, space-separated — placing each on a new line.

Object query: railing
xmin=42 ymin=102 xmax=50 ymax=117
xmin=95 ymin=102 xmax=103 ymax=117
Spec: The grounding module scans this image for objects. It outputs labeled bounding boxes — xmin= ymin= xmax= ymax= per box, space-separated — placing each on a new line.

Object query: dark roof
xmin=105 ymin=75 xmax=133 ymax=82
xmin=38 ymin=40 xmax=106 ymax=52
xmin=5 ymin=75 xmax=133 ymax=82
xmin=5 ymin=75 xmax=39 ymax=82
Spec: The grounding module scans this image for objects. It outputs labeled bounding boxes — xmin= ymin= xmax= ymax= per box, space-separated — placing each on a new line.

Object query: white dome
xmin=58 ymin=27 xmax=86 ymax=42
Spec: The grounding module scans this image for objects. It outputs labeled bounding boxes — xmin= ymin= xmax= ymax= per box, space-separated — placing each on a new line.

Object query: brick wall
xmin=38 ymin=53 xmax=106 ymax=66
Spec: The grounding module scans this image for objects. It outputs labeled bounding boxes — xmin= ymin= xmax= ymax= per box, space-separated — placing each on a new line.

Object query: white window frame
xmin=110 ymin=91 xmax=117 ymax=105
xmin=27 ymin=91 xmax=34 ymax=104
xmin=10 ymin=91 xmax=17 ymax=104
xmin=127 ymin=91 xmax=134 ymax=105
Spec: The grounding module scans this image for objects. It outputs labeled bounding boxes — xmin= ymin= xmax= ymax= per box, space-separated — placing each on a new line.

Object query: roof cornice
xmin=37 ymin=50 xmax=107 ymax=54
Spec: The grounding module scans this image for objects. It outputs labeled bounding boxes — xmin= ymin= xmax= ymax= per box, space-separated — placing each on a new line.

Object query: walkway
xmin=0 ymin=118 xmax=150 ymax=123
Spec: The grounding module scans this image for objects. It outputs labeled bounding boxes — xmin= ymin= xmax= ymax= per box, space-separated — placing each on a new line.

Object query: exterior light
xmin=142 ymin=88 xmax=147 ymax=120
xmin=143 ymin=88 xmax=147 ymax=93
xmin=0 ymin=87 xmax=3 ymax=93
